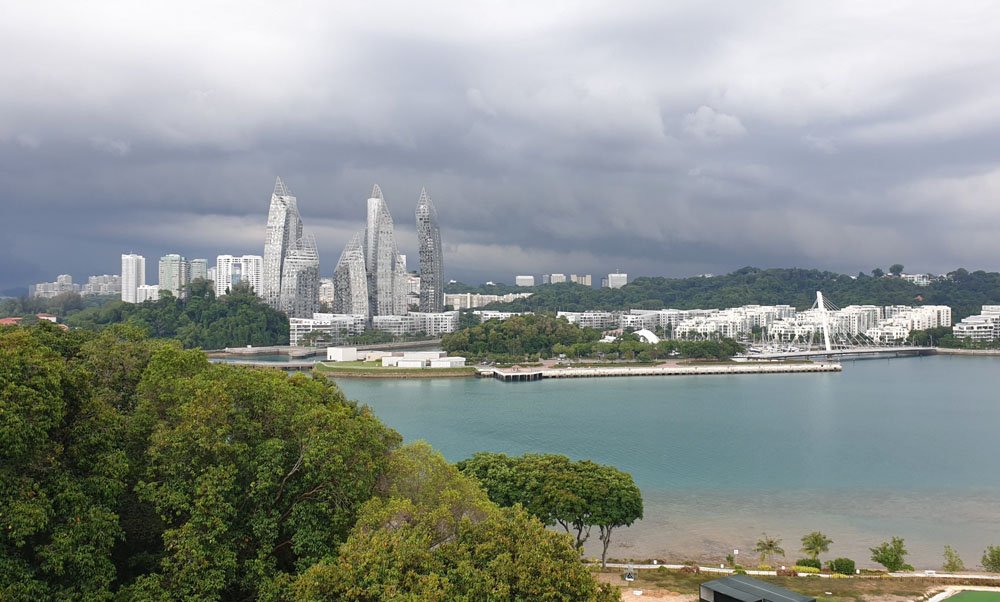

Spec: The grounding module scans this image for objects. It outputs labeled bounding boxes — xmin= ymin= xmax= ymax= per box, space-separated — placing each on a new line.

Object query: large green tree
xmin=458 ymin=452 xmax=643 ymax=568
xmin=294 ymin=443 xmax=619 ymax=601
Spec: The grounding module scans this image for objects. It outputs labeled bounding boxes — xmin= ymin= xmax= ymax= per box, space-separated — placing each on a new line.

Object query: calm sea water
xmin=335 ymin=355 xmax=1000 ymax=568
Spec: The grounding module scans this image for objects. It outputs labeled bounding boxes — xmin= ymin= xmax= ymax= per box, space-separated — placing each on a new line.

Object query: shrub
xmin=871 ymin=537 xmax=909 ymax=572
xmin=733 ymin=567 xmax=748 ymax=575
xmin=796 ymin=558 xmax=822 ymax=569
xmin=828 ymin=557 xmax=856 ymax=575
xmin=680 ymin=565 xmax=700 ymax=574
xmin=793 ymin=566 xmax=821 ymax=574
xmin=776 ymin=569 xmax=797 ymax=577
xmin=943 ymin=546 xmax=964 ymax=573
xmin=983 ymin=546 xmax=1000 ymax=572
xmin=757 ymin=564 xmax=772 ymax=571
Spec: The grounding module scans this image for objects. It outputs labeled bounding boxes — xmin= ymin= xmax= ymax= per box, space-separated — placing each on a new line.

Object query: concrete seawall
xmin=481 ymin=362 xmax=842 ymax=382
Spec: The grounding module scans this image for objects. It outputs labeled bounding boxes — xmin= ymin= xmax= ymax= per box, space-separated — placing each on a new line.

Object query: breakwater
xmin=480 ymin=362 xmax=842 ymax=381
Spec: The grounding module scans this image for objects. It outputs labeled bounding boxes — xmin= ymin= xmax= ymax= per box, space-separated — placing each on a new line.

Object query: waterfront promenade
xmin=480 ymin=361 xmax=842 ymax=381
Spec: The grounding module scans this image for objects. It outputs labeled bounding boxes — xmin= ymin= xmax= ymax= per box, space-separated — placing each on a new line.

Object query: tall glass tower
xmin=279 ymin=232 xmax=320 ymax=318
xmin=262 ymin=177 xmax=303 ymax=309
xmin=416 ymin=187 xmax=443 ymax=312
xmin=364 ymin=184 xmax=408 ymax=316
xmin=332 ymin=230 xmax=370 ymax=315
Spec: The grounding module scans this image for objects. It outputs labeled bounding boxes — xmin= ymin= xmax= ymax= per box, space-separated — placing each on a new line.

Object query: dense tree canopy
xmin=62 ymin=280 xmax=289 ymax=349
xmin=442 ymin=313 xmax=601 ymax=361
xmin=458 ymin=452 xmax=643 ymax=568
xmin=487 ymin=267 xmax=1000 ymax=321
xmin=0 ymin=323 xmax=623 ymax=601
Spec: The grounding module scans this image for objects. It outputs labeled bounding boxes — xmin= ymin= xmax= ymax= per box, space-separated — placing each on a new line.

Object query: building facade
xmin=416 ymin=188 xmax=444 ymax=312
xmin=607 ymin=273 xmax=628 ymax=289
xmin=121 ymin=253 xmax=146 ymax=303
xmin=82 ymin=274 xmax=122 ymax=296
xmin=364 ymin=184 xmax=408 ymax=316
xmin=333 ymin=231 xmax=370 ymax=315
xmin=262 ymin=177 xmax=304 ymax=309
xmin=158 ymin=254 xmax=190 ymax=298
xmin=29 ymin=275 xmax=81 ymax=298
xmin=515 ymin=275 xmax=535 ymax=287
xmin=279 ymin=233 xmax=320 ymax=319
xmin=215 ymin=255 xmax=263 ymax=297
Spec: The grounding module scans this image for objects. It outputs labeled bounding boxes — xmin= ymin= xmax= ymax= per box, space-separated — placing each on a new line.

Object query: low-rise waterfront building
xmin=953 ymin=306 xmax=1000 ymax=342
xmin=289 ymin=313 xmax=367 ymax=347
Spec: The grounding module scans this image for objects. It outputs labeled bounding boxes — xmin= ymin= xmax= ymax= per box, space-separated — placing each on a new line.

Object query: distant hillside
xmin=486 ymin=267 xmax=1000 ymax=321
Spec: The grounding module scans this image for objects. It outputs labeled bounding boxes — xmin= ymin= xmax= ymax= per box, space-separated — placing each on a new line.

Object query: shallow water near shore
xmin=336 ymin=355 xmax=1000 ymax=568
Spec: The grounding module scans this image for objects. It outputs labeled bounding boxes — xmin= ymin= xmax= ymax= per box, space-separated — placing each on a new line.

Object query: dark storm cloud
xmin=2 ymin=0 xmax=1000 ymax=289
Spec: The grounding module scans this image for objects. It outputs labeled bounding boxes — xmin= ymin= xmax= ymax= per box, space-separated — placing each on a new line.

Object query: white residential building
xmin=607 ymin=273 xmax=628 ymax=289
xmin=549 ymin=273 xmax=567 ymax=284
xmin=444 ymin=292 xmax=532 ymax=310
xmin=953 ymin=306 xmax=1000 ymax=342
xmin=158 ymin=254 xmax=190 ymax=298
xmin=189 ymin=259 xmax=208 ymax=282
xmin=82 ymin=274 xmax=121 ymax=296
xmin=29 ymin=275 xmax=81 ymax=298
xmin=215 ymin=255 xmax=264 ymax=297
xmin=515 ymin=275 xmax=535 ymax=287
xmin=319 ymin=278 xmax=335 ymax=305
xmin=558 ymin=311 xmax=619 ymax=330
xmin=135 ymin=284 xmax=160 ymax=303
xmin=475 ymin=310 xmax=528 ymax=322
xmin=289 ymin=313 xmax=367 ymax=347
xmin=121 ymin=254 xmax=146 ymax=303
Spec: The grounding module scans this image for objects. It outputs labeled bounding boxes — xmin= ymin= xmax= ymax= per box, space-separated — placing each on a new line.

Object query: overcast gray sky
xmin=2 ymin=0 xmax=1000 ymax=289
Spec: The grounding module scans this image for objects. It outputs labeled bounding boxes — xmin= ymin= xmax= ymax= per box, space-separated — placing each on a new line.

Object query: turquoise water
xmin=335 ymin=355 xmax=1000 ymax=568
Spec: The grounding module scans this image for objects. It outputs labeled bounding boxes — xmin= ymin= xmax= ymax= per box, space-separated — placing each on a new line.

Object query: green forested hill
xmin=489 ymin=267 xmax=1000 ymax=321
xmin=62 ymin=280 xmax=289 ymax=348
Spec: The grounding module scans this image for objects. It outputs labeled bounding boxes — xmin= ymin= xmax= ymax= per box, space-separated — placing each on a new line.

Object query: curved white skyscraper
xmin=364 ymin=184 xmax=408 ymax=316
xmin=279 ymin=232 xmax=320 ymax=318
xmin=416 ymin=187 xmax=443 ymax=312
xmin=332 ymin=230 xmax=369 ymax=315
xmin=262 ymin=177 xmax=303 ymax=309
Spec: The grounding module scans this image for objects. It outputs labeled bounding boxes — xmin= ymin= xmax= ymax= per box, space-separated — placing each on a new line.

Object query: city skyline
xmin=4 ymin=3 xmax=1000 ymax=290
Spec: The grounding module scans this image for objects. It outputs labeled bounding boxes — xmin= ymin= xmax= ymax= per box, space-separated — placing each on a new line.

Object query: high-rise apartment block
xmin=607 ymin=273 xmax=628 ymax=289
xmin=158 ymin=253 xmax=190 ymax=298
xmin=515 ymin=275 xmax=535 ymax=287
xmin=189 ymin=258 xmax=208 ymax=282
xmin=416 ymin=188 xmax=444 ymax=312
xmin=121 ymin=253 xmax=146 ymax=303
xmin=215 ymin=255 xmax=263 ymax=297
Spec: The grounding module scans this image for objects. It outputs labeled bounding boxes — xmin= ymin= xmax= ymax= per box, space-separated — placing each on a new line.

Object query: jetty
xmin=480 ymin=362 xmax=842 ymax=382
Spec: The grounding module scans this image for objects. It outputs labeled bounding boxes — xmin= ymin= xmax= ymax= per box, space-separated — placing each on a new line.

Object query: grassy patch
xmin=948 ymin=593 xmax=1000 ymax=602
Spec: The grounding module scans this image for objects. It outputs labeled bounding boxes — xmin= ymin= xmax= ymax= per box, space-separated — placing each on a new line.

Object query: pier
xmin=480 ymin=362 xmax=842 ymax=381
